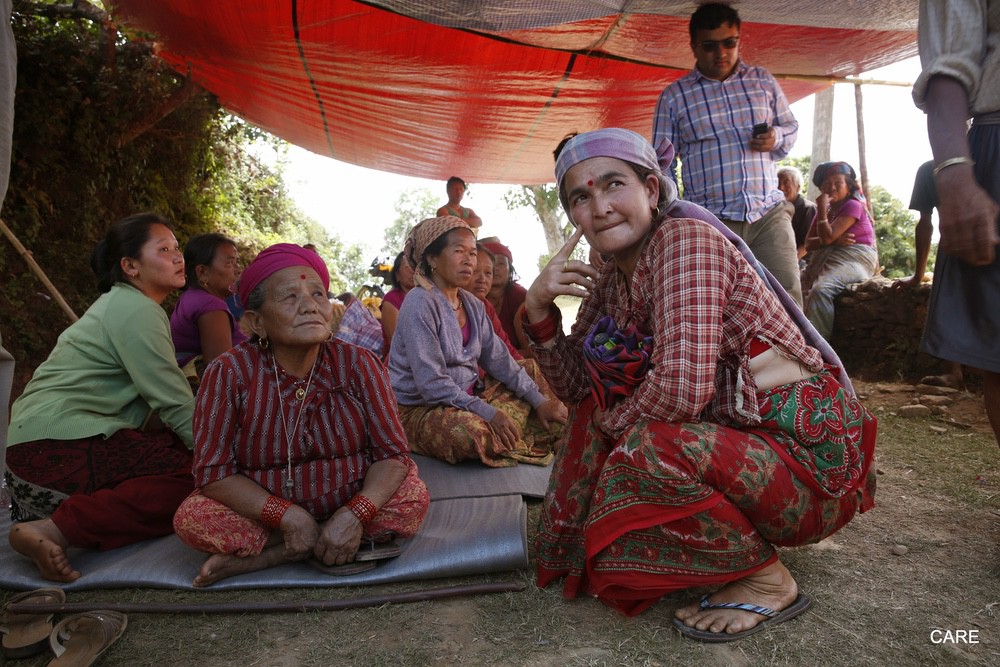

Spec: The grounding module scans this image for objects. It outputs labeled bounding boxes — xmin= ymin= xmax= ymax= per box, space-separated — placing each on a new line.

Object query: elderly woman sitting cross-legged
xmin=173 ymin=244 xmax=429 ymax=587
xmin=388 ymin=217 xmax=567 ymax=468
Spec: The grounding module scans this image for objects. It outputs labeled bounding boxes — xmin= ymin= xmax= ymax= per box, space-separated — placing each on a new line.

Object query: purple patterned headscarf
xmin=553 ymin=128 xmax=677 ymax=214
xmin=555 ymin=128 xmax=670 ymax=185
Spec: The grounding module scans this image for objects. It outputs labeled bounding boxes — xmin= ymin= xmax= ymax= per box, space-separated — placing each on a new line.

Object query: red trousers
xmin=5 ymin=429 xmax=194 ymax=550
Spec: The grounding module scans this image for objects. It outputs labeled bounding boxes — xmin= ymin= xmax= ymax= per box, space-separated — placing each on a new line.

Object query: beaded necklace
xmin=271 ymin=353 xmax=318 ymax=497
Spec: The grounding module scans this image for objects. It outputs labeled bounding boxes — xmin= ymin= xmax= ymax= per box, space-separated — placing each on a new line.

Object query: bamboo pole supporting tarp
xmin=5 ymin=581 xmax=527 ymax=615
xmin=0 ymin=217 xmax=78 ymax=323
xmin=809 ymin=86 xmax=835 ymax=200
xmin=854 ymin=83 xmax=875 ymax=220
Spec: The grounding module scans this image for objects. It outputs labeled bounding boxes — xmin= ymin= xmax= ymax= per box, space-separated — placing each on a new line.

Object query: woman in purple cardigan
xmin=387 ymin=216 xmax=566 ymax=467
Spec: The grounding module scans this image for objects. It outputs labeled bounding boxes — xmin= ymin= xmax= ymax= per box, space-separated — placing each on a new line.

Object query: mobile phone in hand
xmin=752 ymin=123 xmax=769 ymax=136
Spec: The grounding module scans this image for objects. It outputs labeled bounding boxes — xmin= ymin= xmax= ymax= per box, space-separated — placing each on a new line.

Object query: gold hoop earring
xmin=259 ymin=336 xmax=270 ymax=349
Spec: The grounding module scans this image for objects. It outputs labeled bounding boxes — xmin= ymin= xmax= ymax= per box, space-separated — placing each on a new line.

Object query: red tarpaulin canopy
xmin=106 ymin=0 xmax=918 ymax=184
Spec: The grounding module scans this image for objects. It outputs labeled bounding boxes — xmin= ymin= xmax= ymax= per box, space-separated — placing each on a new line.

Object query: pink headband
xmin=237 ymin=243 xmax=330 ymax=307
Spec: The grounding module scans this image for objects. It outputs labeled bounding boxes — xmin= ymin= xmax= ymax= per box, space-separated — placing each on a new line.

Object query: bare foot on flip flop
xmin=674 ymin=561 xmax=800 ymax=637
xmin=8 ymin=519 xmax=81 ymax=582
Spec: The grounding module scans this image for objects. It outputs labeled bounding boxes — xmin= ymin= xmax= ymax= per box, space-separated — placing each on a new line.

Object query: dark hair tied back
xmin=90 ymin=212 xmax=172 ymax=293
xmin=184 ymin=232 xmax=236 ymax=287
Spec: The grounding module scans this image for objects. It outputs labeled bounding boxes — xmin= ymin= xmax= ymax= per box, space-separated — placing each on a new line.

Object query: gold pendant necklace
xmin=271 ymin=352 xmax=318 ymax=497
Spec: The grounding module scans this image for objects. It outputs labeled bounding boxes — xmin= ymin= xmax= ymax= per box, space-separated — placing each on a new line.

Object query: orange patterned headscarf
xmin=403 ymin=216 xmax=473 ymax=290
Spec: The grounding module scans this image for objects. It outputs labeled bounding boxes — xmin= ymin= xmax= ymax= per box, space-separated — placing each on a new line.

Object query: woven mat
xmin=0 ymin=454 xmax=549 ymax=592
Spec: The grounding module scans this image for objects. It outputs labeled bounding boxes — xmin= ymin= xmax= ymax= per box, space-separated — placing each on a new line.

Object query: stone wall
xmin=829 ymin=277 xmax=948 ymax=382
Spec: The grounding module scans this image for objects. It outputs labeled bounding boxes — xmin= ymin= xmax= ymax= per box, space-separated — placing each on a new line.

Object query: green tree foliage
xmin=869 ymin=185 xmax=922 ymax=278
xmin=0 ymin=6 xmax=363 ymax=390
xmin=503 ymin=184 xmax=588 ymax=270
xmin=381 ymin=188 xmax=437 ymax=256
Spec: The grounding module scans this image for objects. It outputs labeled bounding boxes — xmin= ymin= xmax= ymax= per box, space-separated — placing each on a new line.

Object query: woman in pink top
xmin=801 ymin=161 xmax=879 ymax=340
xmin=379 ymin=251 xmax=415 ymax=354
xmin=170 ymin=233 xmax=247 ymax=379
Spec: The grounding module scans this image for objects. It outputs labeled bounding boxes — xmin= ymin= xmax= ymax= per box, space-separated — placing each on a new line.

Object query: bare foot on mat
xmin=674 ymin=560 xmax=799 ymax=636
xmin=8 ymin=519 xmax=81 ymax=582
xmin=193 ymin=545 xmax=288 ymax=587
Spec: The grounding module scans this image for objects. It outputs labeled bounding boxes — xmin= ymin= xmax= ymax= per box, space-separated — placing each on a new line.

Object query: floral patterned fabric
xmin=5 ymin=429 xmax=194 ymax=549
xmin=398 ymin=359 xmax=561 ymax=467
xmin=535 ymin=370 xmax=876 ymax=616
xmin=173 ymin=458 xmax=429 ymax=556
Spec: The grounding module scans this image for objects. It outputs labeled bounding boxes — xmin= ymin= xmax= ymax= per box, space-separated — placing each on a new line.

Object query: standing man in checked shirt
xmin=653 ymin=2 xmax=803 ymax=307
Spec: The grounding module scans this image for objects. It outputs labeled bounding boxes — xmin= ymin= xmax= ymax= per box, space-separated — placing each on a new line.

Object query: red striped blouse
xmin=192 ymin=340 xmax=411 ymax=520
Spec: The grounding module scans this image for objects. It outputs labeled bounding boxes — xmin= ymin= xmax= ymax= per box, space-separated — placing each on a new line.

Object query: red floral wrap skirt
xmin=535 ymin=368 xmax=876 ymax=616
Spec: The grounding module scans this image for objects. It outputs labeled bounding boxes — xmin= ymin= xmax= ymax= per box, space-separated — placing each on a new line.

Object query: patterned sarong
xmin=173 ymin=458 xmax=429 ymax=556
xmin=397 ymin=359 xmax=563 ymax=467
xmin=535 ymin=369 xmax=876 ymax=616
xmin=5 ymin=429 xmax=195 ymax=550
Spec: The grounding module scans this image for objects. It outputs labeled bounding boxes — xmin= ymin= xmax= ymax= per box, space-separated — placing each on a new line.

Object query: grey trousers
xmin=722 ymin=200 xmax=803 ymax=308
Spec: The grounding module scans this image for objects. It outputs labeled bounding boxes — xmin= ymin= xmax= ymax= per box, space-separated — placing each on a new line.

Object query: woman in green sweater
xmin=5 ymin=213 xmax=195 ymax=582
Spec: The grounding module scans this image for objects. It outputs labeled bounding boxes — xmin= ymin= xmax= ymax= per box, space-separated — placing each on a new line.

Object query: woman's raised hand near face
xmin=524 ymin=227 xmax=599 ymax=322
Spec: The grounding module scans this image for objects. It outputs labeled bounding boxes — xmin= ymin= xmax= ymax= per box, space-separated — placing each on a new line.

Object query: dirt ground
xmin=2 ymin=380 xmax=999 ymax=666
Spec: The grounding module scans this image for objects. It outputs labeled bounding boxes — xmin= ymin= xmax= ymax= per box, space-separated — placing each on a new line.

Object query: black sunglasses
xmin=699 ymin=37 xmax=740 ymax=52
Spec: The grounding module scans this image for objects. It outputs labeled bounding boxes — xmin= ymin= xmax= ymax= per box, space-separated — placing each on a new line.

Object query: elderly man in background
xmin=778 ymin=166 xmax=817 ymax=262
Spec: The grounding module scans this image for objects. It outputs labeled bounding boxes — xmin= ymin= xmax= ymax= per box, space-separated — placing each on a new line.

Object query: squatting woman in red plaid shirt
xmin=522 ymin=128 xmax=877 ymax=643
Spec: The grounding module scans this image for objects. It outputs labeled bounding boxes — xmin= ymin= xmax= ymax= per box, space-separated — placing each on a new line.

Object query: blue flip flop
xmin=672 ymin=593 xmax=813 ymax=643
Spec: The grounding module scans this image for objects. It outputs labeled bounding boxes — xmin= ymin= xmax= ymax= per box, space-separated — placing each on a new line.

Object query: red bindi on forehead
xmin=300 ymin=274 xmax=306 ymax=280
xmin=588 ymin=179 xmax=594 ymax=186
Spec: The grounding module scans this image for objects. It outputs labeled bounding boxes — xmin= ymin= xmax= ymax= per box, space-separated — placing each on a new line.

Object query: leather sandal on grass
xmin=0 ymin=587 xmax=66 ymax=659
xmin=48 ymin=610 xmax=128 ymax=667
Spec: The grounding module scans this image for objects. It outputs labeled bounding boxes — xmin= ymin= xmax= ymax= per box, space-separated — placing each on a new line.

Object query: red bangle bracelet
xmin=260 ymin=495 xmax=294 ymax=529
xmin=346 ymin=494 xmax=378 ymax=526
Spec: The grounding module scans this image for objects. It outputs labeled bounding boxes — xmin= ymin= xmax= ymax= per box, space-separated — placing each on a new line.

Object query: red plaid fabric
xmin=530 ymin=217 xmax=823 ymax=439
xmin=193 ymin=340 xmax=411 ymax=520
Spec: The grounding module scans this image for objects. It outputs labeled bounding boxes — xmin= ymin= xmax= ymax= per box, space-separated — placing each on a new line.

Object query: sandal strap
xmin=0 ymin=588 xmax=66 ymax=630
xmin=698 ymin=595 xmax=779 ymax=618
xmin=51 ymin=611 xmax=127 ymax=658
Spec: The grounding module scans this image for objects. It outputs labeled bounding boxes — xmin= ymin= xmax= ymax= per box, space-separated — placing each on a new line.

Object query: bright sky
xmin=283 ymin=57 xmax=930 ymax=287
